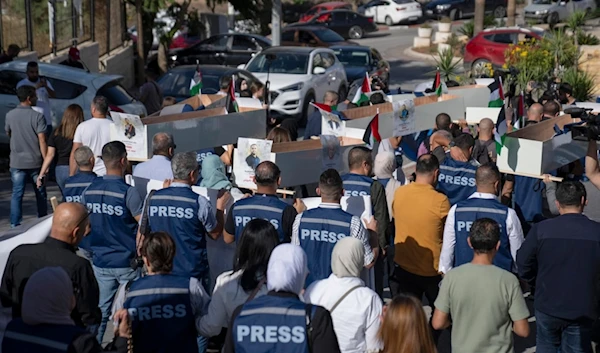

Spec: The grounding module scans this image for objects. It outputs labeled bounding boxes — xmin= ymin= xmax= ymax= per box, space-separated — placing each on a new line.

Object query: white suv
xmin=244 ymin=46 xmax=347 ymax=125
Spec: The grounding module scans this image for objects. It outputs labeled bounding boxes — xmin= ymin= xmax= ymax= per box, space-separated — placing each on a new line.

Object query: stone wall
xmin=101 ymin=45 xmax=135 ymax=89
xmin=579 ymin=45 xmax=600 ymax=96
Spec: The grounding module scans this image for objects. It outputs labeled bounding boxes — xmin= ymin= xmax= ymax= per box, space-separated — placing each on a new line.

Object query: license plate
xmin=409 ymin=16 xmax=419 ymax=20
xmin=426 ymin=10 xmax=433 ymax=14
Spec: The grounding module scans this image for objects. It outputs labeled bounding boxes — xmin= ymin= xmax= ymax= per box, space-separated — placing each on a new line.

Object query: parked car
xmin=169 ymin=34 xmax=272 ymax=67
xmin=299 ymin=1 xmax=352 ymax=22
xmin=289 ymin=9 xmax=378 ymax=39
xmin=360 ymin=0 xmax=423 ymax=25
xmin=0 ymin=62 xmax=146 ymax=146
xmin=464 ymin=27 xmax=545 ymax=74
xmin=281 ymin=26 xmax=359 ymax=47
xmin=424 ymin=0 xmax=507 ymax=20
xmin=331 ymin=45 xmax=388 ymax=85
xmin=157 ymin=65 xmax=261 ymax=102
xmin=284 ymin=1 xmax=316 ymax=23
xmin=243 ymin=46 xmax=348 ymax=125
xmin=524 ymin=0 xmax=595 ymax=24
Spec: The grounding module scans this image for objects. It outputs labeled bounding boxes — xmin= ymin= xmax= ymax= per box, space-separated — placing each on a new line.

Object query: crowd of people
xmin=3 ymin=62 xmax=600 ymax=353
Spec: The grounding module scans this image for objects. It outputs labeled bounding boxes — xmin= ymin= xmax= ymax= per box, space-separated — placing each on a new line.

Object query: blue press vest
xmin=232 ymin=194 xmax=289 ymax=242
xmin=298 ymin=207 xmax=353 ymax=286
xmin=85 ymin=177 xmax=138 ymax=268
xmin=454 ymin=197 xmax=513 ymax=271
xmin=124 ymin=274 xmax=197 ymax=353
xmin=513 ymin=176 xmax=545 ymax=223
xmin=63 ymin=171 xmax=98 ymax=250
xmin=342 ymin=173 xmax=373 ymax=197
xmin=2 ymin=319 xmax=86 ymax=353
xmin=437 ymin=157 xmax=478 ymax=205
xmin=147 ymin=186 xmax=208 ymax=278
xmin=233 ymin=295 xmax=311 ymax=353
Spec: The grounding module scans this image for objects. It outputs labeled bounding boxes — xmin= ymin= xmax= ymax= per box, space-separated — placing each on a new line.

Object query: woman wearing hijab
xmin=2 ymin=267 xmax=129 ymax=353
xmin=305 ymin=237 xmax=384 ymax=353
xmin=223 ymin=244 xmax=341 ymax=353
xmin=200 ymin=154 xmax=243 ymax=200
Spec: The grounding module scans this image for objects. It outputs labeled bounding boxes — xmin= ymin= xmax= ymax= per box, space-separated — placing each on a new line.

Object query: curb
xmin=403 ymin=46 xmax=463 ymax=63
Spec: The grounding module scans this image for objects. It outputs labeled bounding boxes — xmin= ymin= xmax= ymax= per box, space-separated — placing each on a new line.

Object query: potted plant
xmin=419 ymin=23 xmax=432 ymax=38
xmin=439 ymin=16 xmax=452 ymax=32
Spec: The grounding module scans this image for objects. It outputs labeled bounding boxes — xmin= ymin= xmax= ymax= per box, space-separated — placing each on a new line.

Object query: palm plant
xmin=562 ymin=67 xmax=596 ymax=102
xmin=432 ymin=48 xmax=462 ymax=82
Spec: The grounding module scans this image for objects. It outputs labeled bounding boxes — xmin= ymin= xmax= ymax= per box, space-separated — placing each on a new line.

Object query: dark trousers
xmin=536 ymin=310 xmax=593 ymax=353
xmin=390 ymin=264 xmax=442 ymax=342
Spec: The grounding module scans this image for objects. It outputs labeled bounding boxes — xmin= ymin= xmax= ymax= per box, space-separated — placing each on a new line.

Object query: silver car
xmin=0 ymin=61 xmax=147 ymax=145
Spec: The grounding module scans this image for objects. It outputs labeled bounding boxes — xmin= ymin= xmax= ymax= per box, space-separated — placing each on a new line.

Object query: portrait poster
xmin=320 ymin=135 xmax=342 ymax=172
xmin=321 ymin=110 xmax=346 ymax=137
xmin=233 ymin=138 xmax=274 ymax=189
xmin=109 ymin=112 xmax=148 ymax=160
xmin=392 ymin=99 xmax=416 ymax=137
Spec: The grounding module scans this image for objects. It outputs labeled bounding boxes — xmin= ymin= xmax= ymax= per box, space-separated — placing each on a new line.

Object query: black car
xmin=157 ymin=65 xmax=261 ymax=101
xmin=288 ymin=10 xmax=378 ymax=39
xmin=425 ymin=0 xmax=507 ymax=20
xmin=170 ymin=34 xmax=272 ymax=67
xmin=330 ymin=45 xmax=388 ymax=85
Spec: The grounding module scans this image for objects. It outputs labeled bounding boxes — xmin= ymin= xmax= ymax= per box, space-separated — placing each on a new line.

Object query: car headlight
xmin=437 ymin=4 xmax=451 ymax=10
xmin=280 ymin=82 xmax=304 ymax=92
xmin=536 ymin=9 xmax=549 ymax=14
xmin=170 ymin=55 xmax=178 ymax=61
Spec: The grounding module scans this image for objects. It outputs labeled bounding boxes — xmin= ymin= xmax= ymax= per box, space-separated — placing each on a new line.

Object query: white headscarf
xmin=331 ymin=237 xmax=365 ymax=278
xmin=267 ymin=244 xmax=308 ymax=295
xmin=374 ymin=152 xmax=396 ymax=180
xmin=21 ymin=267 xmax=75 ymax=326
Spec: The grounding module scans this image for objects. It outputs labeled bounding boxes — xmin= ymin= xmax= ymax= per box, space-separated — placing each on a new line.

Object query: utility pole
xmin=272 ymin=0 xmax=282 ymax=46
xmin=135 ymin=0 xmax=145 ymax=86
xmin=507 ymin=0 xmax=516 ymax=26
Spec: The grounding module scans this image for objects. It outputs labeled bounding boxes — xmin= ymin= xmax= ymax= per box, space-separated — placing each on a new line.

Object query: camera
xmin=564 ymin=107 xmax=600 ymax=141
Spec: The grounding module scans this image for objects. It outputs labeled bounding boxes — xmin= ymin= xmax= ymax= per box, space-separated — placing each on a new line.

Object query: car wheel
xmin=493 ymin=5 xmax=506 ymax=18
xmin=548 ymin=11 xmax=559 ymax=25
xmin=349 ymin=26 xmax=364 ymax=39
xmin=450 ymin=9 xmax=462 ymax=20
xmin=338 ymin=84 xmax=347 ymax=101
xmin=385 ymin=16 xmax=393 ymax=26
xmin=471 ymin=59 xmax=491 ymax=77
xmin=300 ymin=92 xmax=316 ymax=127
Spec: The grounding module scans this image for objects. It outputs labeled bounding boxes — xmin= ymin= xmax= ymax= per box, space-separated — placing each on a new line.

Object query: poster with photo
xmin=392 ymin=99 xmax=416 ymax=137
xmin=320 ymin=135 xmax=342 ymax=172
xmin=321 ymin=110 xmax=346 ymax=137
xmin=109 ymin=112 xmax=148 ymax=160
xmin=233 ymin=138 xmax=274 ymax=189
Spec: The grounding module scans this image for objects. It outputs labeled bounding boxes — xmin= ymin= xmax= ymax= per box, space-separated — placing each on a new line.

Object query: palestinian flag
xmin=362 ymin=110 xmax=381 ymax=148
xmin=228 ymin=75 xmax=238 ymax=112
xmin=311 ymin=102 xmax=335 ymax=112
xmin=488 ymin=77 xmax=504 ymax=108
xmin=351 ymin=72 xmax=371 ymax=106
xmin=189 ymin=65 xmax=202 ymax=96
xmin=434 ymin=69 xmax=442 ymax=97
xmin=494 ymin=105 xmax=507 ymax=156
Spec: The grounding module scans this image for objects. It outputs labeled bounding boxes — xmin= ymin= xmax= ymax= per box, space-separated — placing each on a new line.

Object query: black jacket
xmin=0 ymin=237 xmax=101 ymax=328
xmin=223 ymin=291 xmax=340 ymax=353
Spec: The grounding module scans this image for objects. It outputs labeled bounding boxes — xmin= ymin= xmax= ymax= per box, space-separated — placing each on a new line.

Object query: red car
xmin=299 ymin=1 xmax=352 ymax=22
xmin=464 ymin=27 xmax=544 ymax=75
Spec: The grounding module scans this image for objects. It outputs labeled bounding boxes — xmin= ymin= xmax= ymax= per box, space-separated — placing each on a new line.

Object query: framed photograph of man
xmin=233 ymin=138 xmax=274 ymax=189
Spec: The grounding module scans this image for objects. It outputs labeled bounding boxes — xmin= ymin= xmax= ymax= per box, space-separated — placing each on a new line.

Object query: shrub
xmin=433 ymin=47 xmax=462 ymax=81
xmin=504 ymin=37 xmax=555 ymax=91
xmin=421 ymin=23 xmax=432 ymax=28
xmin=577 ymin=31 xmax=600 ymax=45
xmin=562 ymin=67 xmax=596 ymax=102
xmin=440 ymin=16 xmax=452 ymax=23
xmin=567 ymin=11 xmax=589 ymax=30
xmin=458 ymin=21 xmax=475 ymax=38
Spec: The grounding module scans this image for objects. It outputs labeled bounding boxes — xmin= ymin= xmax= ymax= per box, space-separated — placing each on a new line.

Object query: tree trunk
xmin=157 ymin=42 xmax=169 ymax=74
xmin=474 ymin=0 xmax=485 ymax=36
xmin=135 ymin=0 xmax=145 ymax=86
xmin=507 ymin=0 xmax=516 ymax=26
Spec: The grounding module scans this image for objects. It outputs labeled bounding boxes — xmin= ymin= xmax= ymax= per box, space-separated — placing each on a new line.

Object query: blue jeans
xmin=536 ymin=310 xmax=593 ymax=353
xmin=10 ymin=168 xmax=47 ymax=227
xmin=55 ymin=165 xmax=70 ymax=195
xmin=93 ymin=265 xmax=140 ymax=343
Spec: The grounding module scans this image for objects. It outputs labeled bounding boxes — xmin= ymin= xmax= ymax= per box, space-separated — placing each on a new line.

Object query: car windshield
xmin=532 ymin=0 xmax=552 ymax=4
xmin=247 ymin=53 xmax=309 ymax=74
xmin=333 ymin=49 xmax=370 ymax=66
xmin=158 ymin=70 xmax=222 ymax=97
xmin=312 ymin=29 xmax=345 ymax=42
xmin=98 ymin=83 xmax=134 ymax=105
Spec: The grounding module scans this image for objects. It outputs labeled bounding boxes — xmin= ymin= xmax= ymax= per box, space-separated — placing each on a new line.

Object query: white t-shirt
xmin=16 ymin=78 xmax=54 ymax=126
xmin=73 ymin=117 xmax=113 ymax=176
